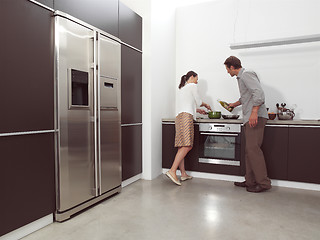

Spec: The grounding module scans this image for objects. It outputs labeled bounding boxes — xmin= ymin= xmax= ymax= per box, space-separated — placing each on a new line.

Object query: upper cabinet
xmin=121 ymin=45 xmax=142 ymax=124
xmin=119 ymin=2 xmax=142 ymax=50
xmin=1 ymin=0 xmax=54 ymax=133
xmin=54 ymin=0 xmax=119 ymax=37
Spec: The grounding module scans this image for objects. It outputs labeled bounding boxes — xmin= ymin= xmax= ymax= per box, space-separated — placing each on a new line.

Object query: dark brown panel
xmin=122 ymin=125 xmax=142 ymax=181
xmin=162 ymin=124 xmax=177 ymax=169
xmin=121 ymin=45 xmax=142 ymax=124
xmin=54 ymin=0 xmax=119 ymax=37
xmin=288 ymin=127 xmax=320 ymax=184
xmin=261 ymin=126 xmax=288 ymax=180
xmin=1 ymin=0 xmax=54 ymax=133
xmin=0 ymin=133 xmax=55 ymax=236
xmin=119 ymin=2 xmax=142 ymax=50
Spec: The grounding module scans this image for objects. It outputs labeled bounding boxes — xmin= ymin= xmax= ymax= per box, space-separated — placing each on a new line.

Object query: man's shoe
xmin=246 ymin=184 xmax=271 ymax=193
xmin=234 ymin=181 xmax=247 ymax=187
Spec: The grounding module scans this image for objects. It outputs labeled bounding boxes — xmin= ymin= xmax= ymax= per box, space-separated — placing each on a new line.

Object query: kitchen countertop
xmin=162 ymin=118 xmax=320 ymax=126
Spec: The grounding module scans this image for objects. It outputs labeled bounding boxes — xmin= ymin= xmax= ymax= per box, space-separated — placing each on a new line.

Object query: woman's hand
xmin=203 ymin=103 xmax=212 ymax=111
xmin=197 ymin=109 xmax=207 ymax=115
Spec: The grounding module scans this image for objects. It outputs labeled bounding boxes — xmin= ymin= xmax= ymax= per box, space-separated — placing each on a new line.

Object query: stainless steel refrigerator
xmin=54 ymin=11 xmax=121 ymax=222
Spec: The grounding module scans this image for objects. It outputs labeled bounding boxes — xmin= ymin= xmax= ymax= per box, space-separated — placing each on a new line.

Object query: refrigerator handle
xmin=93 ymin=30 xmax=100 ymax=197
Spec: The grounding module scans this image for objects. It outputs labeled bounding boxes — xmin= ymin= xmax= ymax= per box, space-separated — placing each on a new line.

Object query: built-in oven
xmin=198 ymin=123 xmax=242 ymax=175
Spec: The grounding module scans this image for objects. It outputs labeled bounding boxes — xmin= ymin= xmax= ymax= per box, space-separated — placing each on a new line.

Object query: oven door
xmin=199 ymin=132 xmax=241 ymax=166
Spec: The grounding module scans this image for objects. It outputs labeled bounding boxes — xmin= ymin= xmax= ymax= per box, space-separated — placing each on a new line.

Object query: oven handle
xmin=200 ymin=132 xmax=239 ymax=137
xmin=199 ymin=158 xmax=240 ymax=166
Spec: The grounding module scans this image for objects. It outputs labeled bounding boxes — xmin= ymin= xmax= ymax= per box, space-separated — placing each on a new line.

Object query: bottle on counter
xmin=217 ymin=99 xmax=234 ymax=112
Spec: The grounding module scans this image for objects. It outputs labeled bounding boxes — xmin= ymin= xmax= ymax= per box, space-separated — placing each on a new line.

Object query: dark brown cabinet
xmin=121 ymin=45 xmax=142 ymax=180
xmin=116 ymin=3 xmax=142 ymax=181
xmin=1 ymin=0 xmax=54 ymax=133
xmin=162 ymin=123 xmax=199 ymax=172
xmin=288 ymin=127 xmax=320 ymax=184
xmin=0 ymin=133 xmax=55 ymax=236
xmin=54 ymin=0 xmax=119 ymax=37
xmin=162 ymin=123 xmax=178 ymax=169
xmin=122 ymin=125 xmax=142 ymax=181
xmin=262 ymin=125 xmax=288 ymax=180
xmin=0 ymin=1 xmax=55 ymax=237
xmin=121 ymin=45 xmax=142 ymax=124
xmin=162 ymin=122 xmax=320 ymax=183
xmin=119 ymin=2 xmax=142 ymax=50
xmin=120 ymin=43 xmax=142 ymax=181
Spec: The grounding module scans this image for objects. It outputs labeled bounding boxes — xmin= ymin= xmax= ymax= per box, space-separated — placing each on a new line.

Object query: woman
xmin=166 ymin=71 xmax=211 ymax=186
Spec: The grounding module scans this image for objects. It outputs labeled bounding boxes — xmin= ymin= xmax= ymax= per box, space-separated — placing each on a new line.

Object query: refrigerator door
xmin=98 ymin=34 xmax=121 ymax=194
xmin=56 ymin=16 xmax=96 ymax=212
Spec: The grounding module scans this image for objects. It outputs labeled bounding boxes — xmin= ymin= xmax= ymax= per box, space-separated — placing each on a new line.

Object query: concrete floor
xmin=22 ymin=176 xmax=320 ymax=240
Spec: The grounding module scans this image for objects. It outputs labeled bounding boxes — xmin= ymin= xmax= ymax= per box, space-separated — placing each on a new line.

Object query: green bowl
xmin=208 ymin=111 xmax=221 ymax=119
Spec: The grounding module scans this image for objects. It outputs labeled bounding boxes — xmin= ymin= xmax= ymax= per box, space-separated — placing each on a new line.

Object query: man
xmin=224 ymin=56 xmax=271 ymax=193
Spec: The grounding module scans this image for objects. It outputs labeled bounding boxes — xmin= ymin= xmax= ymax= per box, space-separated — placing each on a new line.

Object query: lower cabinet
xmin=262 ymin=125 xmax=288 ymax=180
xmin=162 ymin=123 xmax=177 ymax=169
xmin=0 ymin=133 xmax=55 ymax=237
xmin=122 ymin=125 xmax=142 ymax=181
xmin=162 ymin=122 xmax=320 ymax=184
xmin=162 ymin=123 xmax=199 ymax=171
xmin=288 ymin=127 xmax=320 ymax=184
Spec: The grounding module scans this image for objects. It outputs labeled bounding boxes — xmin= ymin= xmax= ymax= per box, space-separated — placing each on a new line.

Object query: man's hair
xmin=224 ymin=56 xmax=242 ymax=69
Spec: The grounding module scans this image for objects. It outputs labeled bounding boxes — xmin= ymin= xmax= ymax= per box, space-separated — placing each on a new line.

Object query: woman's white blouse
xmin=176 ymin=83 xmax=202 ymax=120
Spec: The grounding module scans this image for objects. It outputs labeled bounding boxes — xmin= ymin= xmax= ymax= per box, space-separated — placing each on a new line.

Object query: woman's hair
xmin=224 ymin=56 xmax=242 ymax=69
xmin=178 ymin=71 xmax=197 ymax=89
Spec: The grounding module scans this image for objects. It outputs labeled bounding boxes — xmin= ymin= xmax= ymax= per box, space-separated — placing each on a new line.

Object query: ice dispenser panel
xmin=70 ymin=69 xmax=89 ymax=107
xmin=100 ymin=77 xmax=117 ymax=109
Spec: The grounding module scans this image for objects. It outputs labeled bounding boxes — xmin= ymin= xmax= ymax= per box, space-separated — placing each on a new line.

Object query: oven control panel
xmin=199 ymin=123 xmax=241 ymax=133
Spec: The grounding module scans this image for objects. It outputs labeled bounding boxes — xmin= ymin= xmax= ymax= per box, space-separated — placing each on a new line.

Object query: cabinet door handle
xmin=266 ymin=125 xmax=289 ymax=127
xmin=200 ymin=132 xmax=239 ymax=137
xmin=289 ymin=125 xmax=320 ymax=128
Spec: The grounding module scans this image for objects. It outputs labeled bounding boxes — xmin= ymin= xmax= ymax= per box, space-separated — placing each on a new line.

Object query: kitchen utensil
xmin=278 ymin=111 xmax=295 ymax=120
xmin=268 ymin=113 xmax=276 ymax=120
xmin=276 ymin=103 xmax=295 ymax=120
xmin=221 ymin=114 xmax=240 ymax=119
xmin=208 ymin=111 xmax=221 ymax=119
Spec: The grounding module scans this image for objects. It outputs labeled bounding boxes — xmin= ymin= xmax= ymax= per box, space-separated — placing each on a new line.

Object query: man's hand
xmin=249 ymin=112 xmax=258 ymax=127
xmin=229 ymin=101 xmax=241 ymax=108
xmin=249 ymin=106 xmax=260 ymax=127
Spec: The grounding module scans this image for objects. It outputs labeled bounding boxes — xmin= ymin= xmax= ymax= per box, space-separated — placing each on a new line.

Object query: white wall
xmin=176 ymin=0 xmax=320 ymax=118
xmin=120 ymin=0 xmax=213 ymax=180
xmin=121 ymin=0 xmax=320 ymax=181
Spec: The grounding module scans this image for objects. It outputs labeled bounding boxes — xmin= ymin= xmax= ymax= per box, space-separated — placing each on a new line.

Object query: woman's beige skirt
xmin=174 ymin=112 xmax=194 ymax=147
